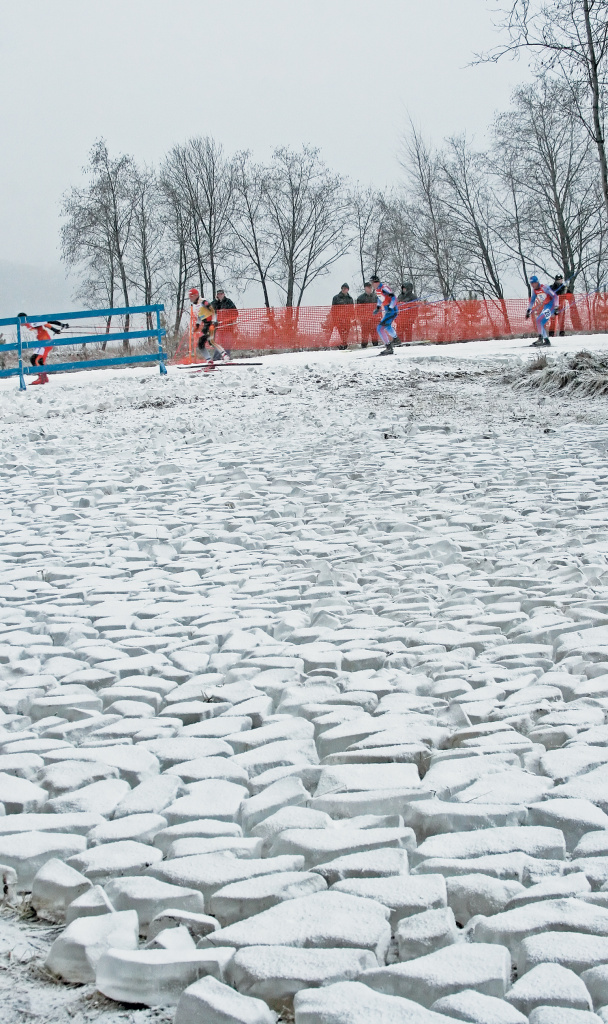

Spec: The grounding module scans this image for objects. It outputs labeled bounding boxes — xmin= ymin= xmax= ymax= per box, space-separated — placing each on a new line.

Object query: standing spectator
xmin=397 ymin=281 xmax=418 ymax=344
xmin=397 ymin=282 xmax=417 ymax=303
xmin=548 ymin=274 xmax=567 ymax=337
xmin=328 ymin=283 xmax=355 ymax=349
xmin=356 ymin=282 xmax=378 ymax=348
xmin=212 ymin=289 xmax=238 ymax=355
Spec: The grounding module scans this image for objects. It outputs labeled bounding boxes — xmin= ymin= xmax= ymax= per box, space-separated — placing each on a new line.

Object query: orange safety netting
xmin=172 ymin=293 xmax=608 ymax=362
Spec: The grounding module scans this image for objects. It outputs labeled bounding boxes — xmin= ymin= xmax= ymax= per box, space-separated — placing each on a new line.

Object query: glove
xmin=373 ymin=307 xmax=380 ymax=316
xmin=525 ymin=310 xmax=531 ymax=319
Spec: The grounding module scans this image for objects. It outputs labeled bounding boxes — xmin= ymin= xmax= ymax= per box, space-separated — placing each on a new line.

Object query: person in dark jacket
xmin=356 ymin=282 xmax=378 ymax=347
xmin=397 ymin=282 xmax=417 ymax=303
xmin=212 ymin=289 xmax=238 ymax=354
xmin=397 ymin=282 xmax=418 ymax=343
xmin=548 ymin=274 xmax=567 ymax=337
xmin=328 ymin=283 xmax=355 ymax=349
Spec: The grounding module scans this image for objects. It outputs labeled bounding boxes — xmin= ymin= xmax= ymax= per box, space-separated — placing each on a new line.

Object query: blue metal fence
xmin=0 ymin=304 xmax=167 ymax=390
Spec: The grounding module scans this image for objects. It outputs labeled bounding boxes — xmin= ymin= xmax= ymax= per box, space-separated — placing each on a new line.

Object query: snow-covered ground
xmin=2 ymin=335 xmax=608 ymax=1022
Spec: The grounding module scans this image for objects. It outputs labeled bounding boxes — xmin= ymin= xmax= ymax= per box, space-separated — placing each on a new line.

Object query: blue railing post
xmin=157 ymin=308 xmax=167 ymax=375
xmin=16 ymin=317 xmax=26 ymax=391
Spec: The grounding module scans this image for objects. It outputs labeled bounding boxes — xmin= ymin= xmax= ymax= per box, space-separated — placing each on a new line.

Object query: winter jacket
xmin=356 ymin=291 xmax=377 ymax=304
xmin=213 ymin=296 xmax=238 ymax=314
xmin=398 ymin=287 xmax=418 ymax=303
xmin=332 ymin=292 xmax=354 ymax=306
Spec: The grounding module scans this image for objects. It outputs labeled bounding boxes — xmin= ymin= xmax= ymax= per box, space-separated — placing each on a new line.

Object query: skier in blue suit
xmin=526 ymin=275 xmax=558 ymax=347
xmin=370 ymin=275 xmax=399 ymax=355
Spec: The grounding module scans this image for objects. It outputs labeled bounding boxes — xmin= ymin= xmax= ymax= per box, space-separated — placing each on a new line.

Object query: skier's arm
xmin=525 ymin=293 xmax=536 ymax=318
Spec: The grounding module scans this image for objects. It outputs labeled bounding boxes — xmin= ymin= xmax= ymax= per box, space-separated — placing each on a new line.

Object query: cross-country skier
xmin=188 ymin=288 xmax=229 ymax=363
xmin=18 ymin=316 xmax=69 ymax=384
xmin=370 ymin=275 xmax=399 ymax=355
xmin=525 ymin=276 xmax=557 ymax=347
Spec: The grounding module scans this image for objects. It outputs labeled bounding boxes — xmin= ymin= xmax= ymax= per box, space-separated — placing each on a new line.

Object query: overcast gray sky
xmin=0 ymin=0 xmax=531 ymax=312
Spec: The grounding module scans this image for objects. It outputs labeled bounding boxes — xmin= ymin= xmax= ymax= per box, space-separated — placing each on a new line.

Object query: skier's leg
xmin=536 ymin=305 xmax=552 ymax=344
xmin=378 ymin=310 xmax=396 ymax=353
xmin=29 ymin=352 xmax=47 ymax=384
xmin=385 ymin=309 xmax=398 ymax=340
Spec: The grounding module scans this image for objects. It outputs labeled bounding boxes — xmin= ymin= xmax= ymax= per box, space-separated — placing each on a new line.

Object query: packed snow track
xmin=2 ymin=339 xmax=608 ymax=1023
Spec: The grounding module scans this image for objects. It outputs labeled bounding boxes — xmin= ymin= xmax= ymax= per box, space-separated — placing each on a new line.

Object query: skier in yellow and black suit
xmin=188 ymin=288 xmax=230 ymax=362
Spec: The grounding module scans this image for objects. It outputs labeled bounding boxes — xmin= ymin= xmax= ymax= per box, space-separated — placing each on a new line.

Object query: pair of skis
xmin=179 ymin=360 xmax=263 ymax=373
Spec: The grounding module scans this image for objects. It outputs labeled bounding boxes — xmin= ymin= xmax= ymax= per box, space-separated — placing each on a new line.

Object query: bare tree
xmin=492 ymin=79 xmax=600 ymax=287
xmin=129 ymin=166 xmax=165 ymax=329
xmin=482 ymin=0 xmax=608 ymax=222
xmin=229 ymin=152 xmax=279 ymax=307
xmin=440 ymin=135 xmax=508 ymax=301
xmin=377 ymin=191 xmax=425 ymax=295
xmin=61 ymin=139 xmax=136 ymax=348
xmin=401 ymin=125 xmax=464 ymax=299
xmin=161 ymin=137 xmax=234 ymax=300
xmin=349 ymin=186 xmax=389 ymax=288
xmin=489 ymin=143 xmax=536 ymax=294
xmin=265 ymin=146 xmax=352 ymax=306
xmin=160 ymin=178 xmax=194 ymax=337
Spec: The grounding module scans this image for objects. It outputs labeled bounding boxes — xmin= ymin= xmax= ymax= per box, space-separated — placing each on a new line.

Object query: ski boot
xmin=530 ymin=336 xmax=544 ymax=347
xmin=29 ymin=373 xmax=48 ymax=385
xmin=379 ymin=343 xmax=394 ymax=356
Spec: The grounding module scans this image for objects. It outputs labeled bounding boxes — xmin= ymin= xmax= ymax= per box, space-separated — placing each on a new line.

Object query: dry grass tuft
xmin=514 ymin=349 xmax=608 ymax=396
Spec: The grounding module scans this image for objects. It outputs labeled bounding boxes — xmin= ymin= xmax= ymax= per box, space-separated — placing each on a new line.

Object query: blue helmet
xmin=530 ymin=275 xmax=539 ymax=285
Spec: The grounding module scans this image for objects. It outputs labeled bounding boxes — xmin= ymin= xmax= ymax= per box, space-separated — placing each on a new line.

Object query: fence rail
xmin=0 ymin=304 xmax=167 ymax=390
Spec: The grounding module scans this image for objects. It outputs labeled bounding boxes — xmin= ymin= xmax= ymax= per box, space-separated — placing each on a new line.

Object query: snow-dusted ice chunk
xmin=0 ymin=831 xmax=87 ymax=890
xmin=518 ymin=931 xmax=608 ymax=976
xmin=96 ymin=947 xmax=236 ymax=1005
xmin=207 ymin=891 xmax=391 ymax=963
xmin=31 ymin=858 xmax=91 ymax=922
xmin=505 ymin=962 xmax=593 ymax=1015
xmin=149 ymin=853 xmax=306 ymax=901
xmin=311 ymin=847 xmax=410 ymax=885
xmin=330 ymin=874 xmax=446 ymax=928
xmin=67 ymin=839 xmax=163 ymax=884
xmin=210 ymin=871 xmax=327 ymax=925
xmin=228 ymin=945 xmax=376 ymax=1006
xmin=45 ymin=909 xmax=139 ymax=983
xmin=469 ymin=898 xmax=608 ymax=955
xmin=293 ymin=980 xmax=456 ymax=1024
xmin=446 ymin=874 xmax=525 ymax=924
xmin=361 ymin=943 xmax=512 ymax=1006
xmin=528 ymin=1009 xmax=603 ymax=1024
xmin=412 ymin=826 xmax=566 ymax=864
xmin=112 ymin=773 xmax=180 ymax=817
xmin=65 ymin=884 xmax=115 ymax=923
xmin=431 ymin=989 xmax=527 ymax=1023
xmin=175 ymin=975 xmax=277 ymax=1024
xmin=46 ymin=778 xmax=131 ymax=817
xmin=104 ymin=875 xmax=206 ymax=930
xmin=268 ymin=825 xmax=415 ymax=865
xmin=396 ymin=907 xmax=457 ymax=961
xmin=163 ymin=780 xmax=248 ymax=825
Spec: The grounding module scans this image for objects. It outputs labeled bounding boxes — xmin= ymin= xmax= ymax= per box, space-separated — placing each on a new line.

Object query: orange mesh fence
xmin=172 ymin=293 xmax=608 ymax=362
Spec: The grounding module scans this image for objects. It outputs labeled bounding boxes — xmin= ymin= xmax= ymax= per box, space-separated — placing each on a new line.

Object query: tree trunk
xmin=583 ymin=0 xmax=608 ymax=224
